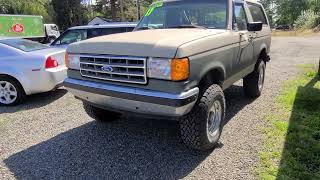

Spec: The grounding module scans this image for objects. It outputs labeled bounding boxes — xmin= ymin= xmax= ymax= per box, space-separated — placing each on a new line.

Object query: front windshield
xmin=0 ymin=39 xmax=48 ymax=52
xmin=136 ymin=0 xmax=228 ymax=30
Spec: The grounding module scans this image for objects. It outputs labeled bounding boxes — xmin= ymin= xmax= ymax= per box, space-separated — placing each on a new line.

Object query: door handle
xmin=240 ymin=32 xmax=254 ymax=43
xmin=248 ymin=34 xmax=254 ymax=42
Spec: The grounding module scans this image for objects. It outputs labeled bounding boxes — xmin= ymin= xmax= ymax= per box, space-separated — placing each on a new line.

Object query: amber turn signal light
xmin=171 ymin=58 xmax=189 ymax=81
xmin=64 ymin=52 xmax=69 ymax=68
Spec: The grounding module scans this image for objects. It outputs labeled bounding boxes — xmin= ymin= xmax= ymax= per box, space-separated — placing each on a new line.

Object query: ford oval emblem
xmin=101 ymin=65 xmax=113 ymax=72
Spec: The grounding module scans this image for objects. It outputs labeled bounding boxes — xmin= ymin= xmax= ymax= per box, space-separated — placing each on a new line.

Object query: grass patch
xmin=272 ymin=30 xmax=320 ymax=37
xmin=258 ymin=65 xmax=320 ymax=180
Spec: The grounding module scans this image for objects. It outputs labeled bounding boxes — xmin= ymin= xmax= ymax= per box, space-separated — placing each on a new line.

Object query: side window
xmin=58 ymin=30 xmax=87 ymax=45
xmin=234 ymin=3 xmax=248 ymax=31
xmin=99 ymin=28 xmax=126 ymax=36
xmin=247 ymin=3 xmax=268 ymax=25
xmin=87 ymin=28 xmax=101 ymax=38
xmin=51 ymin=25 xmax=58 ymax=31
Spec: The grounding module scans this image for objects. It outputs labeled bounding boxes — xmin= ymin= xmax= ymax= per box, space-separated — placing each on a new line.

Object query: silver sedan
xmin=0 ymin=38 xmax=67 ymax=105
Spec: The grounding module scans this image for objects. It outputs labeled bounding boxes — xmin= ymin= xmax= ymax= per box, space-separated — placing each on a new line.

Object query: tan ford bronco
xmin=64 ymin=0 xmax=271 ymax=150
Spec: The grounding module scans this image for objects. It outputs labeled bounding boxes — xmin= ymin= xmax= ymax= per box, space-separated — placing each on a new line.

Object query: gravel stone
xmin=1 ymin=36 xmax=320 ymax=179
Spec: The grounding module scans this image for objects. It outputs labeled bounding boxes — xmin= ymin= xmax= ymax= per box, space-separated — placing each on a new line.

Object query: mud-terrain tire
xmin=0 ymin=75 xmax=26 ymax=106
xmin=83 ymin=102 xmax=122 ymax=122
xmin=243 ymin=60 xmax=266 ymax=98
xmin=179 ymin=84 xmax=225 ymax=151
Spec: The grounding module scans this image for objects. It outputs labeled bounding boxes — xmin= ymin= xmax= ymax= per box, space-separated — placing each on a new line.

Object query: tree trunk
xmin=111 ymin=0 xmax=117 ymax=21
xmin=120 ymin=0 xmax=124 ymax=21
xmin=137 ymin=0 xmax=141 ymax=20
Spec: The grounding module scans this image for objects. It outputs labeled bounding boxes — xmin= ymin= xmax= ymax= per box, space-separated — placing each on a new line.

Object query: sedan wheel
xmin=0 ymin=81 xmax=18 ymax=105
xmin=0 ymin=76 xmax=26 ymax=106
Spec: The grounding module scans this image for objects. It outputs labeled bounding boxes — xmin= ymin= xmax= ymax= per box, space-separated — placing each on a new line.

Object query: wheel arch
xmin=199 ymin=67 xmax=226 ymax=90
xmin=256 ymin=41 xmax=270 ymax=63
xmin=258 ymin=48 xmax=268 ymax=62
xmin=0 ymin=73 xmax=27 ymax=95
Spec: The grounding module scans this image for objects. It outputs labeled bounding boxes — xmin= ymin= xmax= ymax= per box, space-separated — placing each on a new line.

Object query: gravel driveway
xmin=1 ymin=36 xmax=320 ymax=180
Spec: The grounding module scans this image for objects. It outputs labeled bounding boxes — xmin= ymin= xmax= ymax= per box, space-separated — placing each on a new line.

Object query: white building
xmin=88 ymin=16 xmax=111 ymax=25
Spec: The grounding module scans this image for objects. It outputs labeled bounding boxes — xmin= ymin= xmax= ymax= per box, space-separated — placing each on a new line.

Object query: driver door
xmin=234 ymin=2 xmax=254 ymax=71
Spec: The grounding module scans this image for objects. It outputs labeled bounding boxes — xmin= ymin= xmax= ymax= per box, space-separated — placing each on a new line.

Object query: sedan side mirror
xmin=247 ymin=22 xmax=263 ymax=32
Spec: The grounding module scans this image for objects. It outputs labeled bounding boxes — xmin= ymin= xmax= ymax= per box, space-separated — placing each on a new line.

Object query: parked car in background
xmin=50 ymin=23 xmax=137 ymax=49
xmin=275 ymin=24 xmax=291 ymax=31
xmin=0 ymin=38 xmax=67 ymax=105
xmin=43 ymin=24 xmax=60 ymax=43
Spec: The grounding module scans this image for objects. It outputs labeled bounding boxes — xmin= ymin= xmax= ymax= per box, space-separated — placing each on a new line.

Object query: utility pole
xmin=120 ymin=0 xmax=124 ymax=21
xmin=318 ymin=58 xmax=320 ymax=75
xmin=136 ymin=0 xmax=141 ymax=21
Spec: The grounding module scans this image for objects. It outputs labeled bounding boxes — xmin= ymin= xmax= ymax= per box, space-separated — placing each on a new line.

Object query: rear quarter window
xmin=247 ymin=3 xmax=268 ymax=25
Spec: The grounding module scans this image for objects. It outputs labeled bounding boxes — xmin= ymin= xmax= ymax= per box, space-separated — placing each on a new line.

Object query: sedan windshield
xmin=0 ymin=39 xmax=48 ymax=52
xmin=136 ymin=0 xmax=228 ymax=30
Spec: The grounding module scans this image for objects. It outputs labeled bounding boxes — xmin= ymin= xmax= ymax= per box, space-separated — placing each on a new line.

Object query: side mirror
xmin=247 ymin=22 xmax=263 ymax=32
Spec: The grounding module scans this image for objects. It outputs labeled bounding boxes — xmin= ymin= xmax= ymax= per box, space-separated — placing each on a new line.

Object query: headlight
xmin=147 ymin=58 xmax=171 ymax=80
xmin=147 ymin=57 xmax=189 ymax=81
xmin=65 ymin=53 xmax=80 ymax=70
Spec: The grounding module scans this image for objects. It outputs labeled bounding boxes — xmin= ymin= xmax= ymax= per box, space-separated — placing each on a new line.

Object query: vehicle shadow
xmin=0 ymin=88 xmax=67 ymax=114
xmin=276 ymin=76 xmax=320 ymax=179
xmin=224 ymin=84 xmax=255 ymax=123
xmin=4 ymin=85 xmax=254 ymax=179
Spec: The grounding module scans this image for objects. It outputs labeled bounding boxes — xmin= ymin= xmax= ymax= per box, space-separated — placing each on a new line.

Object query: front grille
xmin=79 ymin=55 xmax=147 ymax=84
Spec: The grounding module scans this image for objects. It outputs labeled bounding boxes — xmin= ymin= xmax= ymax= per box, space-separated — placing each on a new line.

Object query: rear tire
xmin=179 ymin=84 xmax=225 ymax=151
xmin=83 ymin=102 xmax=122 ymax=122
xmin=47 ymin=36 xmax=56 ymax=44
xmin=243 ymin=60 xmax=266 ymax=98
xmin=0 ymin=76 xmax=26 ymax=106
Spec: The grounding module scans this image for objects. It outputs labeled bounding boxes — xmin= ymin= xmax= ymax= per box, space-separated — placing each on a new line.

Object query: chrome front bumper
xmin=64 ymin=78 xmax=199 ymax=117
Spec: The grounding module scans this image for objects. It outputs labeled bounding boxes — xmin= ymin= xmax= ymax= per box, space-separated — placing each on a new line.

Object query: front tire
xmin=243 ymin=60 xmax=266 ymax=98
xmin=0 ymin=76 xmax=26 ymax=106
xmin=83 ymin=102 xmax=122 ymax=122
xmin=179 ymin=84 xmax=226 ymax=151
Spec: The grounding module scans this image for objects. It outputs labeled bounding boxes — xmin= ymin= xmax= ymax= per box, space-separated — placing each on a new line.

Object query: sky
xmin=82 ymin=0 xmax=97 ymax=5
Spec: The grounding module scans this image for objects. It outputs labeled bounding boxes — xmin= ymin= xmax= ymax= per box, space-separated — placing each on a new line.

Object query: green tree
xmin=94 ymin=0 xmax=154 ymax=22
xmin=310 ymin=0 xmax=320 ymax=12
xmin=275 ymin=0 xmax=309 ymax=26
xmin=0 ymin=0 xmax=53 ymax=22
xmin=52 ymin=0 xmax=88 ymax=30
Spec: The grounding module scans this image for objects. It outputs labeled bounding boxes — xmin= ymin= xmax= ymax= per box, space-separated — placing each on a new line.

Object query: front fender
xmin=199 ymin=62 xmax=227 ymax=83
xmin=187 ymin=47 xmax=232 ymax=89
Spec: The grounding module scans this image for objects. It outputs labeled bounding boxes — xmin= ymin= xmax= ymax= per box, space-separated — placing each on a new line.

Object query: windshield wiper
xmin=167 ymin=24 xmax=207 ymax=29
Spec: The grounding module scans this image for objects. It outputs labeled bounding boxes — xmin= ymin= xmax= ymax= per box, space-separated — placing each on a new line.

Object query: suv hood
xmin=67 ymin=29 xmax=226 ymax=58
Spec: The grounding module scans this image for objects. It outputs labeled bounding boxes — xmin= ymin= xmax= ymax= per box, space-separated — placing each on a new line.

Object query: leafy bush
xmin=294 ymin=9 xmax=320 ymax=30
